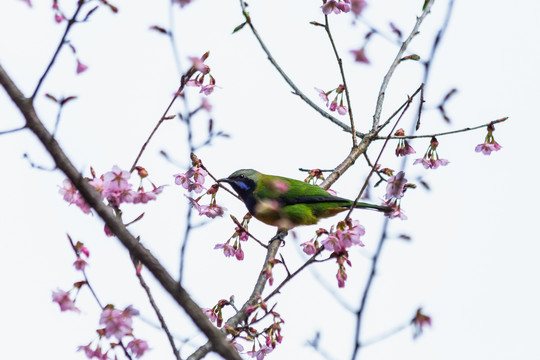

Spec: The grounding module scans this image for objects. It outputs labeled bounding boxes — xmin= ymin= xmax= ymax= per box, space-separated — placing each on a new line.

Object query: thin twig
xmin=32 ymin=0 xmax=85 ymax=100
xmin=129 ymin=67 xmax=195 ymax=173
xmin=0 ymin=125 xmax=26 ymax=135
xmin=359 ymin=322 xmax=410 ymax=348
xmin=371 ymin=1 xmax=434 ymax=131
xmin=323 ymin=14 xmax=357 ymax=146
xmin=132 ymin=256 xmax=181 ymax=360
xmin=238 ymin=1 xmax=364 ymax=139
xmin=375 ymin=116 xmax=508 ymax=140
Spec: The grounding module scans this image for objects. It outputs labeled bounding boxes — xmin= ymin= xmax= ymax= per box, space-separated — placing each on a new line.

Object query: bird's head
xmin=218 ymin=169 xmax=261 ymax=200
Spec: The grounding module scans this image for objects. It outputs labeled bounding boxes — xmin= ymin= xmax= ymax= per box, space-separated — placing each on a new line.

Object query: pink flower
xmin=189 ymin=55 xmax=210 ymax=74
xmin=104 ymin=165 xmax=131 ymax=190
xmin=188 ymin=167 xmax=208 ymax=185
xmin=186 ymin=79 xmax=200 ymax=87
xmin=238 ymin=229 xmax=249 ymax=242
xmin=321 ymin=0 xmax=350 ymax=15
xmin=80 ymin=245 xmax=90 ymax=258
xmin=60 ymin=180 xmax=93 ymax=214
xmin=127 ymin=338 xmax=149 ymax=358
xmin=337 ymin=220 xmax=365 ymax=248
xmin=383 ymin=199 xmax=407 ymax=220
xmin=214 ymin=242 xmax=236 ymax=257
xmin=200 ymin=84 xmax=216 ymax=95
xmin=89 ymin=176 xmax=106 ymax=198
xmin=336 ymin=265 xmax=347 ymax=288
xmin=21 ymin=0 xmax=32 ymax=7
xmin=174 ymin=172 xmax=191 ymax=188
xmin=350 ymin=0 xmax=367 ymax=16
xmin=99 ymin=306 xmax=136 ymax=340
xmin=73 ymin=257 xmax=88 ymax=271
xmin=197 ymin=202 xmax=225 ymax=218
xmin=54 ymin=13 xmax=65 ymax=23
xmin=300 ymin=240 xmax=318 ymax=255
xmin=322 ymin=233 xmax=341 ymax=252
xmin=59 ymin=179 xmax=78 ymax=203
xmin=235 ymin=247 xmax=244 ymax=261
xmin=329 ymin=99 xmax=338 ymax=112
xmin=77 ymin=344 xmax=95 ymax=359
xmin=350 ymin=47 xmax=370 ymax=64
xmin=202 ymin=308 xmax=218 ymax=322
xmin=175 ymin=169 xmax=207 ymax=194
xmin=52 ymin=289 xmax=79 ymax=312
xmin=76 ymin=60 xmax=88 ymax=74
xmin=475 ymin=141 xmax=502 ymax=155
xmin=395 ymin=130 xmax=416 ymax=156
xmin=316 ymin=85 xmax=347 ymax=115
xmin=414 ymin=137 xmax=449 ymax=170
xmin=133 ymin=189 xmax=157 ymax=204
xmin=247 ymin=345 xmax=273 ymax=360
xmin=335 ymin=252 xmax=352 ymax=288
xmin=172 ymin=0 xmax=193 ymax=8
xmin=385 ymin=171 xmax=407 ymax=200
xmin=475 ymin=124 xmax=502 ymax=155
xmin=322 ymin=220 xmax=365 ymax=252
xmin=314 ymin=87 xmax=330 ymax=106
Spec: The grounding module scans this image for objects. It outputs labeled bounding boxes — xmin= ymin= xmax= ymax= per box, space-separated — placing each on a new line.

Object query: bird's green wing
xmin=256 ymin=175 xmax=352 ymax=206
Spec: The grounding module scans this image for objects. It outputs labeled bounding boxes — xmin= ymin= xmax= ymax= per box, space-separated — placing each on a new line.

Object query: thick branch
xmin=0 ymin=63 xmax=241 ymax=360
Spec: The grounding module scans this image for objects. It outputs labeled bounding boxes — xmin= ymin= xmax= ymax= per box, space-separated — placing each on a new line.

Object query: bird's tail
xmin=354 ymin=201 xmax=392 ymax=213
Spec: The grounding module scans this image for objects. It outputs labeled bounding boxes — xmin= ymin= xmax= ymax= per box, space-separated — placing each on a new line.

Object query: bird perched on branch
xmin=218 ymin=169 xmax=390 ymax=230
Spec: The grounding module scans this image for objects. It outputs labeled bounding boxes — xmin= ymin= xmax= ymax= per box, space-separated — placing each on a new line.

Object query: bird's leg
xmin=270 ymin=229 xmax=288 ymax=245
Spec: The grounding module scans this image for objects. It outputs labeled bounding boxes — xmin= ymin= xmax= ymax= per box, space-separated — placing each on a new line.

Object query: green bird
xmin=218 ymin=169 xmax=391 ymax=230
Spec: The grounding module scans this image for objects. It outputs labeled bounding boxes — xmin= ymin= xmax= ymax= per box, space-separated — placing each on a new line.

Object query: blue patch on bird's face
xmin=234 ymin=181 xmax=251 ymax=192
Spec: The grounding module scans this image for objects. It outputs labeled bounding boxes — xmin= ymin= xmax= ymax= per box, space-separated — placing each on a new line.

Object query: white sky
xmin=1 ymin=0 xmax=539 ymax=360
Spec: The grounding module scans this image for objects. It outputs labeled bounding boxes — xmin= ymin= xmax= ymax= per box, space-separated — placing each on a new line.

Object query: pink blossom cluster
xmin=315 ymin=84 xmax=348 ymax=115
xmin=73 ymin=241 xmax=90 ymax=271
xmin=59 ymin=165 xmax=163 ymax=215
xmin=414 ymin=136 xmax=449 ymax=169
xmin=214 ymin=214 xmax=251 ymax=260
xmin=174 ymin=166 xmax=208 ymax=193
xmin=75 ymin=305 xmax=149 ymax=359
xmin=202 ymin=298 xmax=230 ymax=328
xmin=475 ymin=124 xmax=502 ymax=155
xmin=262 ymin=258 xmax=281 ymax=286
xmin=211 ymin=297 xmax=283 ymax=360
xmin=176 ymin=165 xmax=226 ymax=219
xmin=186 ymin=52 xmax=217 ymax=95
xmin=301 ymin=220 xmax=365 ymax=288
xmin=301 ymin=220 xmax=365 ymax=256
xmin=394 ymin=128 xmax=416 ymax=157
xmin=321 ymin=0 xmax=367 ymax=16
xmin=99 ymin=305 xmax=138 ymax=340
xmin=335 ymin=252 xmax=352 ymax=288
xmin=52 ymin=289 xmax=80 ymax=312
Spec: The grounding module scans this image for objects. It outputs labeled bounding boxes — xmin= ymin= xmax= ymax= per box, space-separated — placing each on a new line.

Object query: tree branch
xmin=0 ymin=62 xmax=241 ymax=360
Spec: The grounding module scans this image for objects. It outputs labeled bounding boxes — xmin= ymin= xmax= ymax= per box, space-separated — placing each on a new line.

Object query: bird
xmin=218 ymin=169 xmax=391 ymax=230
